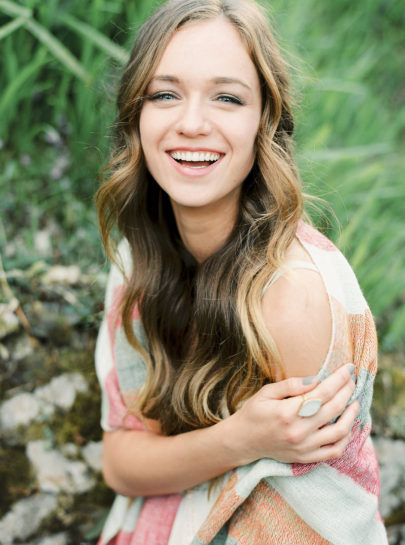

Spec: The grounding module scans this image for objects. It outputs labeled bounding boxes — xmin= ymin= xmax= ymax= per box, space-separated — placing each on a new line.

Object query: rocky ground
xmin=0 ymin=262 xmax=404 ymax=544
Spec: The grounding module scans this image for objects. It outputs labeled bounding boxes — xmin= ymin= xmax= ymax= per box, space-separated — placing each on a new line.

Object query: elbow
xmin=101 ymin=453 xmax=134 ymax=497
xmin=101 ymin=434 xmax=141 ymax=497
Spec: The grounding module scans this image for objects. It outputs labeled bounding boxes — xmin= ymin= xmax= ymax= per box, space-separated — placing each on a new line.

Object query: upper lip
xmin=166 ymin=147 xmax=225 ymax=154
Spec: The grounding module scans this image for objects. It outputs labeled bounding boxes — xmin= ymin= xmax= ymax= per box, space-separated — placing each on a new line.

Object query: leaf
xmin=302 ymin=142 xmax=392 ymax=162
xmin=0 ymin=15 xmax=26 ymax=41
xmin=337 ymin=176 xmax=385 ymax=249
xmin=58 ymin=13 xmax=129 ymax=65
xmin=84 ymin=510 xmax=109 ymax=540
xmin=313 ymin=77 xmax=367 ymax=96
xmin=0 ymin=47 xmax=48 ymax=119
xmin=0 ymin=0 xmax=31 ymax=18
xmin=24 ymin=18 xmax=90 ymax=83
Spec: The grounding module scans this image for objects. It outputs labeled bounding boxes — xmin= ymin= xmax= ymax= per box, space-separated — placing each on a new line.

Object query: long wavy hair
xmin=96 ymin=0 xmax=304 ymax=435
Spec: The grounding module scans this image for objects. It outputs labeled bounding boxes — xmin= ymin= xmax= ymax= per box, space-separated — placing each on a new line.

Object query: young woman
xmin=95 ymin=0 xmax=387 ymax=543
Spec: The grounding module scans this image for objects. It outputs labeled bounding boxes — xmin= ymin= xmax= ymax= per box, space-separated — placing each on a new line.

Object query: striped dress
xmin=95 ymin=221 xmax=388 ymax=545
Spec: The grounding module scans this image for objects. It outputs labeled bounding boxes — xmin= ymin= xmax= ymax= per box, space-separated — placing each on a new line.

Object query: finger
xmin=260 ymin=375 xmax=319 ymax=400
xmin=314 ymin=378 xmax=357 ymax=426
xmin=308 ymin=363 xmax=355 ymax=404
xmin=300 ymin=424 xmax=355 ymax=464
xmin=316 ymin=429 xmax=353 ymax=462
xmin=290 ymin=364 xmax=355 ymax=421
xmin=312 ymin=400 xmax=360 ymax=448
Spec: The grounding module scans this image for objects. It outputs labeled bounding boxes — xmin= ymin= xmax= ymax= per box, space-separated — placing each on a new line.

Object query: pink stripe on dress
xmin=129 ymin=495 xmax=183 ymax=545
xmin=105 ymin=367 xmax=145 ymax=431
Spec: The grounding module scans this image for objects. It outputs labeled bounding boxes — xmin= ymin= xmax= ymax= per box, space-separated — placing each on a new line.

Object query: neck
xmin=171 ymin=193 xmax=240 ymax=263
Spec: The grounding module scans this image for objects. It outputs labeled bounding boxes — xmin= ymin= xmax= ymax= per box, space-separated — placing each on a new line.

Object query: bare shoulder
xmin=261 ymin=239 xmax=332 ymax=379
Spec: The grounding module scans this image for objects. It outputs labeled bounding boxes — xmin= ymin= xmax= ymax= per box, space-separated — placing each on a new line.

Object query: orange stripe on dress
xmin=229 ymin=480 xmax=333 ymax=545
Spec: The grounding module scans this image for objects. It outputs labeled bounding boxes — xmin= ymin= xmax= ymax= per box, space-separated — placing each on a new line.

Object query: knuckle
xmin=280 ymin=406 xmax=294 ymax=426
xmin=260 ymin=384 xmax=272 ymax=397
xmin=341 ymin=421 xmax=352 ymax=438
xmin=331 ymin=444 xmax=345 ymax=459
xmin=331 ymin=397 xmax=346 ymax=417
xmin=285 ymin=377 xmax=300 ymax=396
xmin=285 ymin=427 xmax=304 ymax=446
xmin=336 ymin=422 xmax=349 ymax=440
xmin=337 ymin=445 xmax=346 ymax=457
xmin=320 ymin=383 xmax=334 ymax=400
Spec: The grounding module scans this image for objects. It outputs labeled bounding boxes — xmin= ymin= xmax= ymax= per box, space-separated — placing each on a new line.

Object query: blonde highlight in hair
xmin=96 ymin=0 xmax=303 ymax=435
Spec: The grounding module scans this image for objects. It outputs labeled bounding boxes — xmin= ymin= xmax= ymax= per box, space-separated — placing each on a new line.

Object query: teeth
xmin=170 ymin=151 xmax=221 ymax=162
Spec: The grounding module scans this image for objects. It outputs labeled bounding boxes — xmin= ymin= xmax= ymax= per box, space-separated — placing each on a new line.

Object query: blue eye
xmin=217 ymin=94 xmax=244 ymax=105
xmin=147 ymin=92 xmax=177 ymax=101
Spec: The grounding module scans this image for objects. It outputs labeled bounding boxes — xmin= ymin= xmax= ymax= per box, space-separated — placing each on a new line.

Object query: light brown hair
xmin=96 ymin=0 xmax=303 ymax=435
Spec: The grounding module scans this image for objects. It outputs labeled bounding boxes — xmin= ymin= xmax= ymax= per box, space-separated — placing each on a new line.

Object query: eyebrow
xmin=150 ymin=75 xmax=252 ymax=91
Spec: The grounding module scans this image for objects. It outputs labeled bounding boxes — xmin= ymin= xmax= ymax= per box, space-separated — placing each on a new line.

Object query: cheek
xmin=139 ymin=109 xmax=153 ymax=144
xmin=139 ymin=107 xmax=160 ymax=149
xmin=232 ymin=111 xmax=260 ymax=142
xmin=232 ymin=123 xmax=260 ymax=177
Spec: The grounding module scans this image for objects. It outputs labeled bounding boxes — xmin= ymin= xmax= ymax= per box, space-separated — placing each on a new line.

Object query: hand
xmin=225 ymin=363 xmax=359 ymax=466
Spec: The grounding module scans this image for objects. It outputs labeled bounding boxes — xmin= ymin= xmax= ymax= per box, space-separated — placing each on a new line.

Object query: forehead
xmin=151 ymin=17 xmax=260 ymax=89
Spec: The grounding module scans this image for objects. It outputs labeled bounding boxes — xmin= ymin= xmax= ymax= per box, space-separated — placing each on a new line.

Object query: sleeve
xmin=95 ymin=240 xmax=145 ymax=433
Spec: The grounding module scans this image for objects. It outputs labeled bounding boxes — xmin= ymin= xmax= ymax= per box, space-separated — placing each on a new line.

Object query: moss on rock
xmin=0 ymin=443 xmax=35 ymax=517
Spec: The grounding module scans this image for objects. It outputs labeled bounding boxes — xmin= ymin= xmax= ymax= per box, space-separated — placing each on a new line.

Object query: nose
xmin=175 ymin=99 xmax=211 ymax=137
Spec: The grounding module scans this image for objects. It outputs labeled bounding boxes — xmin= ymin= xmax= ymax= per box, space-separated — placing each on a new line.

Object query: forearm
xmin=102 ymin=417 xmax=239 ymax=497
xmin=102 ymin=367 xmax=357 ymax=497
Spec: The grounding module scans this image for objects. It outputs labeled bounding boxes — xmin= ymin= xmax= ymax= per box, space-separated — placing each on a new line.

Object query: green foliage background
xmin=1 ymin=0 xmax=404 ymax=351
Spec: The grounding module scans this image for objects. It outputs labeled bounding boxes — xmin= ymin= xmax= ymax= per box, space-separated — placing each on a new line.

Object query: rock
xmin=0 ymin=342 xmax=9 ymax=359
xmin=34 ymin=230 xmax=52 ymax=257
xmin=0 ymin=392 xmax=41 ymax=431
xmin=0 ymin=493 xmax=57 ymax=545
xmin=82 ymin=441 xmax=103 ymax=472
xmin=374 ymin=437 xmax=405 ymax=520
xmin=27 ymin=440 xmax=95 ymax=494
xmin=34 ymin=373 xmax=87 ymax=411
xmin=60 ymin=442 xmax=79 ymax=458
xmin=12 ymin=335 xmax=34 ymax=361
xmin=0 ymin=303 xmax=19 ymax=339
xmin=387 ymin=524 xmax=405 ymax=545
xmin=42 ymin=265 xmax=81 ymax=285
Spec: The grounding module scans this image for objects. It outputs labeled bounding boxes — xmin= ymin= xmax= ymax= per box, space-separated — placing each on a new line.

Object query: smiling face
xmin=139 ymin=16 xmax=262 ymax=222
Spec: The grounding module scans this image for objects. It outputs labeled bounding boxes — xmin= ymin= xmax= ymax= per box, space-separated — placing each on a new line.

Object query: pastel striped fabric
xmin=95 ymin=222 xmax=388 ymax=545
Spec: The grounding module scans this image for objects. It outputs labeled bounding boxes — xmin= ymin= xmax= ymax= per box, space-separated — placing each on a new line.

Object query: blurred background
xmin=0 ymin=0 xmax=404 ymax=543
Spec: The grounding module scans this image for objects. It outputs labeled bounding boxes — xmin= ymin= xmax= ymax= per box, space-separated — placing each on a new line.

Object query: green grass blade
xmin=24 ymin=18 xmax=90 ymax=83
xmin=0 ymin=15 xmax=26 ymax=41
xmin=58 ymin=13 xmax=129 ymax=65
xmin=313 ymin=77 xmax=367 ymax=95
xmin=0 ymin=47 xmax=48 ymax=121
xmin=0 ymin=0 xmax=31 ymax=18
xmin=338 ymin=177 xmax=385 ymax=250
xmin=302 ymin=142 xmax=392 ymax=162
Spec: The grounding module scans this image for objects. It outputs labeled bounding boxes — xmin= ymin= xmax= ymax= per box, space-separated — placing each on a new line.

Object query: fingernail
xmin=351 ymin=374 xmax=357 ymax=384
xmin=346 ymin=363 xmax=355 ymax=375
xmin=302 ymin=375 xmax=317 ymax=385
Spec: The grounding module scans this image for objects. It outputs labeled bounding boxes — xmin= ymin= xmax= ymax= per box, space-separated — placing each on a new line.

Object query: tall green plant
xmin=0 ymin=0 xmax=404 ymax=351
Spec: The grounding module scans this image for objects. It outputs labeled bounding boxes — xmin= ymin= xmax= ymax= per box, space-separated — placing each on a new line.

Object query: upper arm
xmin=261 ymin=268 xmax=332 ymax=379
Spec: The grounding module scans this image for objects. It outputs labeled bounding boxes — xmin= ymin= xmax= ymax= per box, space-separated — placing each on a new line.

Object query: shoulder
xmin=296 ymin=221 xmax=368 ymax=315
xmin=261 ymin=238 xmax=332 ymax=379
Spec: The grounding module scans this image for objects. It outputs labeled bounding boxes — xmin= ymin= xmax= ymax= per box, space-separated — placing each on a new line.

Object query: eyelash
xmin=146 ymin=92 xmax=177 ymax=101
xmin=146 ymin=92 xmax=245 ymax=106
xmin=216 ymin=94 xmax=245 ymax=105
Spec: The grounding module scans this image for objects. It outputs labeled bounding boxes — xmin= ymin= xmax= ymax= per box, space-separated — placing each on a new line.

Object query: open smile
xmin=167 ymin=149 xmax=224 ymax=170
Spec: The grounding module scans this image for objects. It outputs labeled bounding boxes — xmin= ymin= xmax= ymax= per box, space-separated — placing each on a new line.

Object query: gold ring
xmin=298 ymin=394 xmax=322 ymax=417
